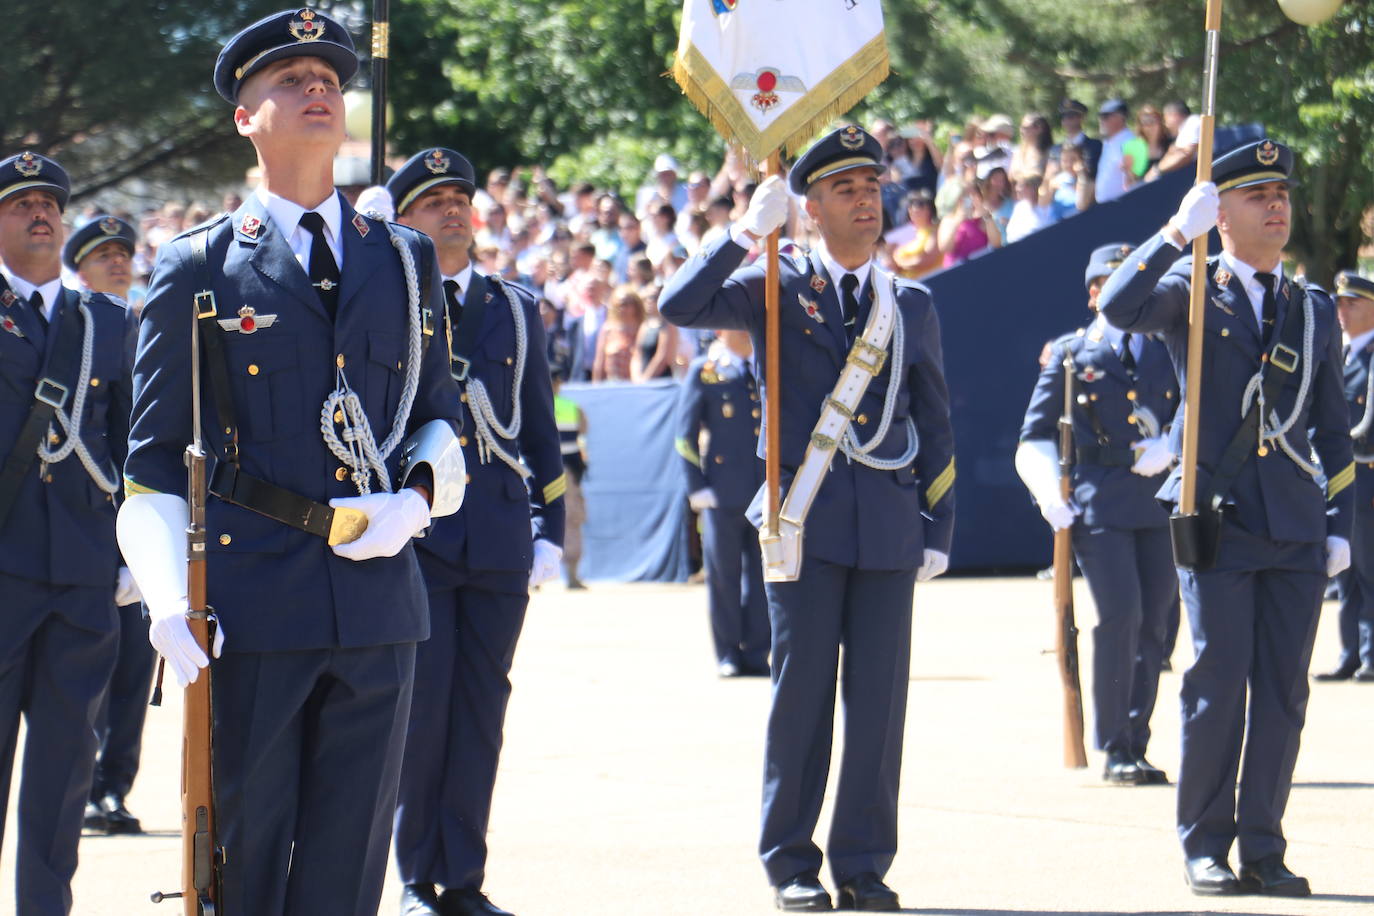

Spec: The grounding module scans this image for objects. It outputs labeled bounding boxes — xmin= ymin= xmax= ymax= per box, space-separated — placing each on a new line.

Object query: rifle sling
xmin=0 ymin=289 xmax=88 ymax=526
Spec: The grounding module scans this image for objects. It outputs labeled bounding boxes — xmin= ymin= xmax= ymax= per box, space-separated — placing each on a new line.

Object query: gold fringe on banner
xmin=671 ymin=33 xmax=889 ymax=162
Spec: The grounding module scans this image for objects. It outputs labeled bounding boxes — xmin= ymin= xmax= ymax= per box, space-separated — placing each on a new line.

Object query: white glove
xmin=688 ymin=487 xmax=718 ymax=511
xmin=916 ymin=549 xmax=949 ymax=582
xmin=529 ymin=538 xmax=564 ymax=588
xmin=329 ymin=489 xmax=431 ymax=561
xmin=116 ymin=493 xmax=223 ymax=688
xmin=1326 ymin=535 xmax=1351 ymax=578
xmin=1168 ymin=182 xmax=1218 ymax=244
xmin=738 ymin=175 xmax=789 ymax=240
xmin=1130 ymin=436 xmax=1174 ymax=477
xmin=115 ymin=566 xmax=142 ymax=606
xmin=1041 ymin=500 xmax=1079 ymax=532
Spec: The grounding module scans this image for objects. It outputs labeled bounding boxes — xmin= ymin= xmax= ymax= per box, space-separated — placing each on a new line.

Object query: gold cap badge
xmin=289 ymin=9 xmax=325 ymax=42
xmin=14 ymin=153 xmax=41 ymax=178
xmin=424 ymin=149 xmax=450 ymax=175
xmin=1256 ymin=140 xmax=1279 ymax=166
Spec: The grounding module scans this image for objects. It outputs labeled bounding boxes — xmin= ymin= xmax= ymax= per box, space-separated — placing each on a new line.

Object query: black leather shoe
xmin=774 ymin=873 xmax=832 ymax=911
xmin=718 ymin=660 xmax=742 ymax=678
xmin=1103 ymin=748 xmax=1145 ymax=785
xmin=1355 ymin=665 xmax=1374 ymax=682
xmin=401 ymin=883 xmax=443 ymax=916
xmin=836 ymin=873 xmax=900 ymax=911
xmin=1313 ymin=662 xmax=1358 ymax=681
xmin=440 ymin=887 xmax=515 ymax=916
xmin=82 ymin=801 xmax=108 ymax=833
xmin=1183 ymin=856 xmax=1242 ymax=895
xmin=97 ymin=793 xmax=143 ymax=834
xmin=740 ymin=659 xmax=771 ymax=677
xmin=1238 ymin=856 xmax=1311 ymax=896
xmin=1133 ymin=754 xmax=1169 ymax=785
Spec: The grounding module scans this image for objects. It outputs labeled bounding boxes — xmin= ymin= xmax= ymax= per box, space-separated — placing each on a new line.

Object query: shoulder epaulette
xmin=169 ymin=212 xmax=231 ymax=244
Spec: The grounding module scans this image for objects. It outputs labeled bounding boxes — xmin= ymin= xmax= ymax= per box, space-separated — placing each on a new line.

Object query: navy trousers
xmin=759 ymin=558 xmax=917 ymax=887
xmin=1176 ymin=520 xmax=1324 ymax=863
xmin=91 ymin=601 xmax=156 ymax=800
xmin=211 ymin=643 xmax=415 ymax=916
xmin=702 ymin=506 xmax=770 ymax=668
xmin=1072 ymin=524 xmax=1175 ymax=753
xmin=0 ymin=573 xmax=117 ymax=916
xmin=394 ymin=573 xmax=528 ymax=891
xmin=1332 ymin=503 xmax=1374 ymax=670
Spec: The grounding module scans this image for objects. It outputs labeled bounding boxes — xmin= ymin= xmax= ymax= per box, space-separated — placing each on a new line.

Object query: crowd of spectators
xmin=66 ymin=97 xmax=1200 ymax=384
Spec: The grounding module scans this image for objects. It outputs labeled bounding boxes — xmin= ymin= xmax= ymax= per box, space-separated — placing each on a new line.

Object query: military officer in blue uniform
xmin=0 ymin=152 xmax=136 ymax=914
xmin=1315 ymin=269 xmax=1374 ymax=682
xmin=676 ymin=329 xmax=769 ymax=677
xmin=386 ymin=147 xmax=565 ymax=916
xmin=115 ymin=11 xmax=466 ymax=915
xmin=1099 ymin=139 xmax=1353 ymax=897
xmin=661 ymin=125 xmax=955 ymax=913
xmin=61 ymin=213 xmax=155 ymax=835
xmin=1017 ymin=243 xmax=1180 ymax=785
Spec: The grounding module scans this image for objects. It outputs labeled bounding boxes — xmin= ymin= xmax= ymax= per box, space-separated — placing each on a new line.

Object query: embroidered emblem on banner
xmin=730 ymin=68 xmax=806 ymax=114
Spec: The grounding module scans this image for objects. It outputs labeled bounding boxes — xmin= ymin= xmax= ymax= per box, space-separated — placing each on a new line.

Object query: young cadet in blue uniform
xmin=115 ymin=11 xmax=465 ymax=915
xmin=1315 ymin=269 xmax=1374 ymax=682
xmin=0 ymin=153 xmax=135 ymax=915
xmin=676 ymin=329 xmax=769 ymax=677
xmin=62 ymin=213 xmax=154 ymax=836
xmin=386 ymin=148 xmax=565 ymax=916
xmin=1017 ymin=243 xmax=1180 ymax=785
xmin=1099 ymin=139 xmax=1353 ymax=898
xmin=661 ymin=126 xmax=955 ymax=913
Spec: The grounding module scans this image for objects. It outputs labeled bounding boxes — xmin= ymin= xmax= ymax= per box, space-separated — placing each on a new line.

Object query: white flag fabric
xmin=673 ymin=0 xmax=888 ymax=160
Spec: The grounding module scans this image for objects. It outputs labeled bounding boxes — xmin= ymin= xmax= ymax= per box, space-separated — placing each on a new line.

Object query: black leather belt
xmin=1075 ymin=446 xmax=1135 ymax=467
xmin=209 ymin=463 xmax=366 ymax=545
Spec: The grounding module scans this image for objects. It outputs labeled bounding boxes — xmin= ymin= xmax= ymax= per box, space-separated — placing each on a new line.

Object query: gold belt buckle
xmin=327 ymin=507 xmax=369 ymax=545
xmin=1269 ymin=343 xmax=1299 ymax=373
xmin=847 ymin=338 xmax=887 ymax=376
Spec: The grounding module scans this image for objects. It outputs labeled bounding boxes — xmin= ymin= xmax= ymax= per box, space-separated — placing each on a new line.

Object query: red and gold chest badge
xmin=239 ymin=215 xmax=262 ymax=240
xmin=352 ymin=213 xmax=370 ymax=237
xmin=809 ymin=274 xmax=827 ymax=295
xmin=798 ymin=294 xmax=826 ymax=324
xmin=1 ymin=313 xmax=23 ymax=339
xmin=1213 ymin=268 xmax=1232 ymax=288
xmin=217 ymin=304 xmax=278 ymax=334
xmin=1077 ymin=366 xmax=1105 ymax=383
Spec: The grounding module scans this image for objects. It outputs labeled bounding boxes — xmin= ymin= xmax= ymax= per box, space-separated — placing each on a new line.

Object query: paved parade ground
xmin=6 ymin=575 xmax=1372 ymax=915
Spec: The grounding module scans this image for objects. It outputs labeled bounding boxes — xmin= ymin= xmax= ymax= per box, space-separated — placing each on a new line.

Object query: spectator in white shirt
xmin=1157 ymin=100 xmax=1202 ymax=174
xmin=1094 ymin=99 xmax=1135 ymax=203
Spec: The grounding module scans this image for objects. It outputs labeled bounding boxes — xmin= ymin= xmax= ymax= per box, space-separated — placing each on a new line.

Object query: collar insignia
xmin=218 ymin=304 xmax=278 ymax=334
xmin=288 ymin=9 xmax=324 ymax=42
xmin=1256 ymin=140 xmax=1279 ymax=166
xmin=809 ymin=274 xmax=827 ymax=295
xmin=1281 ymin=280 xmax=1290 ymax=299
xmin=1078 ymin=366 xmax=1105 ymax=383
xmin=1 ymin=314 xmax=23 ymax=338
xmin=352 ymin=213 xmax=369 ymax=237
xmin=839 ymin=126 xmax=864 ymax=150
xmin=0 ymin=289 xmax=16 ymax=308
xmin=14 ymin=153 xmax=41 ymax=178
xmin=798 ymin=293 xmax=825 ymax=323
xmin=1213 ymin=268 xmax=1232 ymax=288
xmin=485 ymin=292 xmax=494 ymax=303
xmin=424 ymin=149 xmax=450 ymax=175
xmin=1210 ymin=296 xmax=1235 ymax=316
xmin=239 ymin=214 xmax=262 ymax=239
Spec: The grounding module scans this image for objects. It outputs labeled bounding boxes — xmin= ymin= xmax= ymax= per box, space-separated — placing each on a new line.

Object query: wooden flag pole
xmin=764 ymin=153 xmax=782 ymax=537
xmin=1179 ymin=0 xmax=1222 ymax=516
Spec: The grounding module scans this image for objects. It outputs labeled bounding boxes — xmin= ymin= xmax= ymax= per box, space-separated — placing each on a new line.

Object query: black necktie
xmin=840 ymin=273 xmax=860 ymax=341
xmin=1119 ymin=332 xmax=1136 ymax=376
xmin=299 ymin=212 xmax=339 ymax=318
xmin=443 ymin=279 xmax=464 ymax=325
xmin=1255 ymin=271 xmax=1278 ymax=348
xmin=30 ymin=290 xmax=47 ymax=329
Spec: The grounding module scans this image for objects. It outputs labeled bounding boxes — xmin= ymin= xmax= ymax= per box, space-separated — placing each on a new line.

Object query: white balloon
xmin=1277 ymin=0 xmax=1342 ymax=26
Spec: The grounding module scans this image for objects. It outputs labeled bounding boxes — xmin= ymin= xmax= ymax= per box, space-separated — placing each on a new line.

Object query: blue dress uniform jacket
xmin=1099 ymin=233 xmax=1354 ymax=542
xmin=661 ymin=233 xmax=954 ymax=889
xmin=0 ymin=286 xmax=135 ymax=592
xmin=1334 ymin=342 xmax=1374 ymax=670
xmin=124 ymin=194 xmax=460 ymax=652
xmin=0 ymin=282 xmax=131 ymax=915
xmin=415 ymin=271 xmax=564 ymax=586
xmin=676 ymin=351 xmax=765 ymax=509
xmin=660 ymin=233 xmax=956 ymax=568
xmin=1099 ymin=230 xmax=1353 ymax=865
xmin=1020 ymin=324 xmax=1179 ymax=756
xmin=396 ymin=269 xmax=565 ymax=896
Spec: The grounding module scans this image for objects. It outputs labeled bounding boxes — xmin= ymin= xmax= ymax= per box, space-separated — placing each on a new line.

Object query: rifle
xmin=1054 ymin=349 xmax=1088 ymax=769
xmin=152 ymin=281 xmax=224 ymax=914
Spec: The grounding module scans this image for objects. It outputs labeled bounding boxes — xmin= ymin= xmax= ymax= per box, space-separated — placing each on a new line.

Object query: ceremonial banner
xmin=673 ymin=0 xmax=889 ymax=160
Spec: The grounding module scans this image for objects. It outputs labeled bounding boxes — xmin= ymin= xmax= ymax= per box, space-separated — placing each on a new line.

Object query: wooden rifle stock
xmin=1054 ymin=351 xmax=1088 ymax=769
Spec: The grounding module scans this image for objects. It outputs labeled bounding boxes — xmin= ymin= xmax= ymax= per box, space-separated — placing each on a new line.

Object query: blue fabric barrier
xmin=561 ymin=380 xmax=693 ymax=582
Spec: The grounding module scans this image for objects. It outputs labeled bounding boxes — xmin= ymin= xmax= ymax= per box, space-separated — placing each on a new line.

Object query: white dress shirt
xmin=255 ymin=186 xmax=344 ymax=273
xmin=1218 ymin=250 xmax=1283 ymax=330
xmin=443 ymin=263 xmax=474 ymax=301
xmin=0 ymin=265 xmax=64 ymax=321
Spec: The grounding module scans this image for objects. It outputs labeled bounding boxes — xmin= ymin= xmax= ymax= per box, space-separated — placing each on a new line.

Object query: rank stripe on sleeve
xmin=925 ymin=459 xmax=956 ymax=508
xmin=123 ymin=475 xmax=162 ymax=498
xmin=1327 ymin=461 xmax=1355 ymax=500
xmin=675 ymin=436 xmax=702 ymax=467
xmin=543 ymin=473 xmax=567 ymax=504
